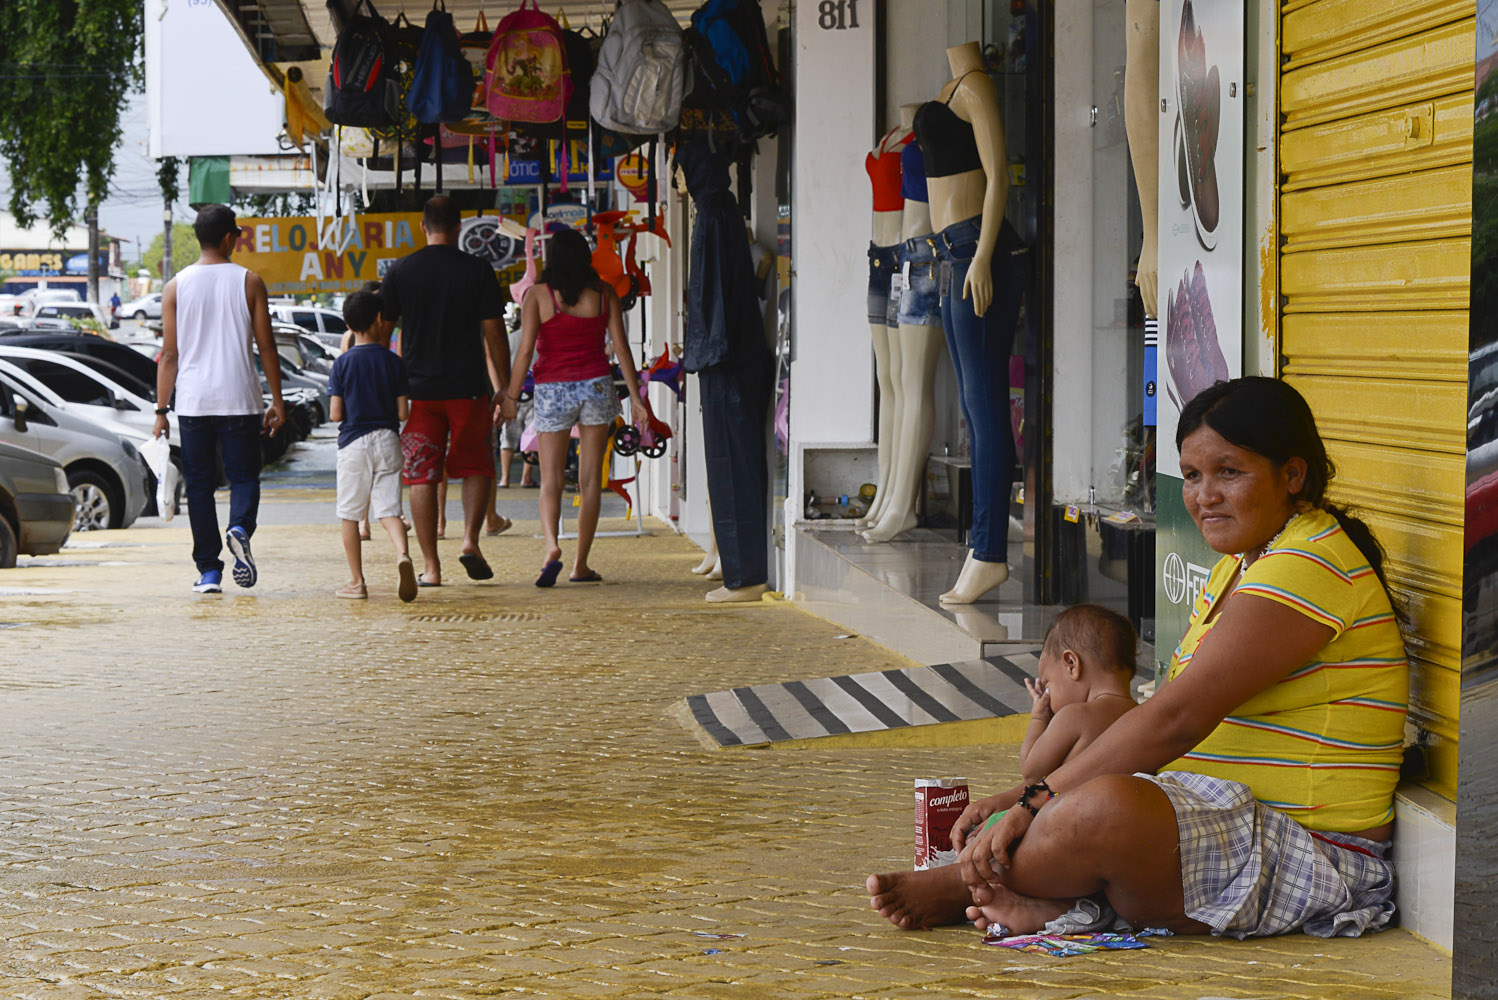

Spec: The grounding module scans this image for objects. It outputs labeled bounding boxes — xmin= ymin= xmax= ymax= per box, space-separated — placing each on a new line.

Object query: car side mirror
xmin=113 ymin=396 xmax=135 ymax=411
xmin=13 ymin=396 xmax=28 ymax=432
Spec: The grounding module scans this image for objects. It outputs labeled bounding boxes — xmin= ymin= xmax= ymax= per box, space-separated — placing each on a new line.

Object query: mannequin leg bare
xmin=862 ymin=321 xmax=898 ymax=528
xmin=863 ymin=323 xmax=943 ymax=542
xmin=1126 ymin=0 xmax=1162 ymax=318
xmin=939 ymin=549 xmax=1010 ymax=604
xmin=691 ymin=515 xmax=721 ymax=575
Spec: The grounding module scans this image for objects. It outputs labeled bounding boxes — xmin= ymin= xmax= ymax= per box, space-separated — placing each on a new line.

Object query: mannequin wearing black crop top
xmin=920 ymin=43 xmax=1025 ymax=606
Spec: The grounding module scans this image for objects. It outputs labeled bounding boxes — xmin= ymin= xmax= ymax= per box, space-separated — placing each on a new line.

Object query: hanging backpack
xmin=407 ymin=1 xmax=474 ymax=124
xmin=519 ymin=22 xmax=594 ymax=140
xmin=459 ymin=12 xmax=492 ymax=110
xmin=323 ymin=0 xmax=401 ymax=128
xmin=590 ymin=0 xmax=687 ymax=135
xmin=684 ymin=0 xmax=788 ymax=141
xmin=485 ymin=0 xmax=568 ymax=124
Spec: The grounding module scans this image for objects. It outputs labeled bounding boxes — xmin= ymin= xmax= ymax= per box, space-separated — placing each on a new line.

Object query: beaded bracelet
xmin=1017 ymin=778 xmax=1054 ymax=817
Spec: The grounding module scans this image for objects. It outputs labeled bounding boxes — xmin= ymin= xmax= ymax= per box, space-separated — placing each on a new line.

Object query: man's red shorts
xmin=401 ymin=396 xmax=494 ymax=484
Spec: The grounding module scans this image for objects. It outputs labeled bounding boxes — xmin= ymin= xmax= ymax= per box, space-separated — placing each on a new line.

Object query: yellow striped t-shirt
xmin=1165 ymin=508 xmax=1409 ymax=832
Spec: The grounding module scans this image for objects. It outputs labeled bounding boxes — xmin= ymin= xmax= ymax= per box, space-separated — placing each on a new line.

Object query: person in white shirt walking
xmin=153 ymin=205 xmax=287 ymax=593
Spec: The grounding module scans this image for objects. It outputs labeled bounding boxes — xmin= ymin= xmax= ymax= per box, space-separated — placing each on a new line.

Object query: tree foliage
xmin=0 ymin=0 xmax=142 ymax=236
xmin=140 ymin=223 xmax=199 ymax=279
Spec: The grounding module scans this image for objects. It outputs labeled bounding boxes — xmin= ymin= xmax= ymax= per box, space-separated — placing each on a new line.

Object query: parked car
xmin=32 ymin=301 xmax=117 ymax=331
xmin=0 ymin=346 xmax=177 ymax=444
xmin=0 ymin=440 xmax=74 ymax=566
xmin=0 ymin=332 xmax=159 ymax=396
xmin=270 ymin=304 xmax=348 ymax=348
xmin=0 ymin=316 xmax=74 ymax=332
xmin=0 ymin=368 xmax=148 ymax=530
xmin=273 ymin=322 xmax=337 ymax=374
xmin=119 ymin=293 xmax=163 ymax=321
xmin=16 ymin=289 xmax=82 ymax=315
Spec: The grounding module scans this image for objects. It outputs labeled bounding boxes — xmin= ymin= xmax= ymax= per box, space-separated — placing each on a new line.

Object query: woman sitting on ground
xmin=869 ymin=376 xmax=1408 ymax=939
xmin=502 ymin=228 xmax=645 ymax=588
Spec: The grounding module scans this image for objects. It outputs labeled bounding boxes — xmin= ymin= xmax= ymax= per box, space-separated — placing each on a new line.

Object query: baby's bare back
xmin=1064 ymin=696 xmax=1136 ymax=763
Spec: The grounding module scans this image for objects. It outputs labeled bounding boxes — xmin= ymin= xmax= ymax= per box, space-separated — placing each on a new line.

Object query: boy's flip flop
xmin=459 ymin=552 xmax=494 ymax=580
xmin=536 ymin=560 xmax=563 ymax=588
xmin=397 ymin=556 xmax=418 ymax=603
xmin=569 ymin=570 xmax=603 ymax=583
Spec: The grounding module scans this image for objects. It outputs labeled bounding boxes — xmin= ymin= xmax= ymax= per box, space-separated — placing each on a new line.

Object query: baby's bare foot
xmin=865 ymin=867 xmax=970 ymax=931
xmin=964 ymin=883 xmax=1075 ymax=936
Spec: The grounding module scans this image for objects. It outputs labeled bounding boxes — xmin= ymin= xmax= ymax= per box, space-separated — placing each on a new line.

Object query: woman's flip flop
xmin=459 ymin=552 xmax=494 ymax=581
xmin=536 ymin=560 xmax=563 ymax=588
xmin=569 ymin=570 xmax=603 ymax=583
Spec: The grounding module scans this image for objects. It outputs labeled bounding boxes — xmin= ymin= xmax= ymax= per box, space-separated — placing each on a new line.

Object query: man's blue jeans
xmin=936 ymin=215 xmax=1030 ymax=564
xmin=178 ymin=414 xmax=262 ymax=574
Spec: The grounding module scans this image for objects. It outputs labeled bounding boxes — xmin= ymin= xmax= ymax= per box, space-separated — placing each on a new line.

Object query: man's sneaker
xmin=225 ymin=526 xmax=257 ymax=588
xmin=193 ymin=570 xmax=223 ymax=594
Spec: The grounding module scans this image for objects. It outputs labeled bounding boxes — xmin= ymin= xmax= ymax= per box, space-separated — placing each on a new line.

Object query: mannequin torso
xmin=869 ymin=122 xmax=913 ymax=246
xmin=921 ymin=44 xmax=1008 ymax=245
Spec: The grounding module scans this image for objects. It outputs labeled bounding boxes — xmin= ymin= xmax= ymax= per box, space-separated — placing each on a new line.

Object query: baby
xmin=974 ymin=603 xmax=1139 ymax=839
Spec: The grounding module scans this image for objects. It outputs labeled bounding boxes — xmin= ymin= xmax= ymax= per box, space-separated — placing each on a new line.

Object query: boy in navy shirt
xmin=328 ymin=289 xmax=416 ymax=601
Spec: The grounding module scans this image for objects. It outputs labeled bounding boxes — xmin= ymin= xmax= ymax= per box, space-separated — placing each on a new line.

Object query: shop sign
xmin=64 ymin=253 xmax=110 ymax=275
xmin=505 ymin=132 xmax=614 ymax=186
xmin=525 ymin=203 xmax=590 ymax=232
xmin=232 ymin=211 xmax=524 ymax=294
xmin=0 ymin=251 xmax=68 ymax=276
xmin=616 ymin=152 xmax=650 ymax=199
xmin=1155 ymin=0 xmax=1244 ymax=477
xmin=1153 ymin=480 xmax=1222 ymax=673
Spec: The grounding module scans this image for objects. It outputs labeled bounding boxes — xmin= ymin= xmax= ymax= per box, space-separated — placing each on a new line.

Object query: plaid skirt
xmin=1144 ymin=771 xmax=1396 ymax=938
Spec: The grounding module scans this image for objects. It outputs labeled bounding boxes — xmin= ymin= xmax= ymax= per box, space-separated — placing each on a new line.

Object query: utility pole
xmin=86 ymin=202 xmax=100 ymax=305
xmin=162 ymin=205 xmax=174 ymax=284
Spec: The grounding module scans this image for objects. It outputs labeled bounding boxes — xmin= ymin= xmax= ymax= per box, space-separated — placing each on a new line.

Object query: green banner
xmin=1153 ymin=474 xmax=1225 ymax=676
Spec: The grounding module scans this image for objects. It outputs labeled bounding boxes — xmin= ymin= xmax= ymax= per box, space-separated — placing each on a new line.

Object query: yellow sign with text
xmin=234 ymin=213 xmax=426 ymax=295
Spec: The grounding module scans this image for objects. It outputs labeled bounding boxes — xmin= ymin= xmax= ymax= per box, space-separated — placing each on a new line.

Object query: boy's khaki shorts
xmin=337 ymin=429 xmax=403 ymax=521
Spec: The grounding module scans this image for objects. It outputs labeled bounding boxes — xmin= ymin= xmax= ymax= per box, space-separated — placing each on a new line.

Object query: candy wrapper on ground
xmin=983 ymin=929 xmax=1170 ymax=957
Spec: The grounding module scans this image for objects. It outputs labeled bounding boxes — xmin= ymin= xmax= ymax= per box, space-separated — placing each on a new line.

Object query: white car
xmin=32 ymin=301 xmax=117 ymax=331
xmin=0 ymin=367 xmax=149 ymax=530
xmin=0 ymin=347 xmax=177 ymax=444
xmin=120 ymin=293 xmax=163 ymax=321
xmin=270 ymin=304 xmax=349 ymax=348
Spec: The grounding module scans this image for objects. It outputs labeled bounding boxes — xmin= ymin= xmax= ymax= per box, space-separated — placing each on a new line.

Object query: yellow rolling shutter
xmin=1278 ymin=0 xmax=1473 ymax=800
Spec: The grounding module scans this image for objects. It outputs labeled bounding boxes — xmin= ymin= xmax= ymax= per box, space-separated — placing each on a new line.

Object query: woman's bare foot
xmin=965 ymin=883 xmax=1075 ymax=936
xmin=866 ymin=867 xmax=970 ymax=930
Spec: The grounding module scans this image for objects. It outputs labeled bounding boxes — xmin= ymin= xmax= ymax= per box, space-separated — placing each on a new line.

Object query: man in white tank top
xmin=154 ymin=205 xmax=287 ymax=594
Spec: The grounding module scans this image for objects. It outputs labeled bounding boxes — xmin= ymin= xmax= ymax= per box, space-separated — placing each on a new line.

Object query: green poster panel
xmin=1153 ymin=474 xmax=1225 ymax=675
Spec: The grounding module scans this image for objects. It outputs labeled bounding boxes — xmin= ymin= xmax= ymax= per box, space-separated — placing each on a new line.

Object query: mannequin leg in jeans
xmin=938 ymin=242 xmax=1030 ymax=605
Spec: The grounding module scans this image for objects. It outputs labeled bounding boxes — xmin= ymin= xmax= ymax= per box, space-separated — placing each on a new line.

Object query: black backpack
xmin=323 ymin=0 xmax=401 ymax=128
xmin=682 ymin=0 xmax=789 ymax=142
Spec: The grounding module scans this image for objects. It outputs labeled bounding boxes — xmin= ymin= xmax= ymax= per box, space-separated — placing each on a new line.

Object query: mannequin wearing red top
xmin=862 ymin=105 xmax=917 ymax=528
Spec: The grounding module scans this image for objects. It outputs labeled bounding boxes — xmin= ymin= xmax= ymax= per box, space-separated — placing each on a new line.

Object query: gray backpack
xmin=590 ymin=0 xmax=686 ymax=134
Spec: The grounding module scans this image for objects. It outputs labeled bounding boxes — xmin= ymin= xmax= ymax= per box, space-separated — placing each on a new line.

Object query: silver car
xmin=0 ymin=369 xmax=148 ymax=531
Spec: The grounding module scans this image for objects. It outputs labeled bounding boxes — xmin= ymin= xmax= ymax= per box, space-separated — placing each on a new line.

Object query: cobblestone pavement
xmin=0 ymin=501 xmax=1451 ymax=998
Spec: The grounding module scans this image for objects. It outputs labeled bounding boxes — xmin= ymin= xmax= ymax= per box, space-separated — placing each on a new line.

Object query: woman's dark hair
xmin=1177 ymin=377 xmax=1393 ymax=593
xmin=540 ymin=228 xmax=600 ymax=306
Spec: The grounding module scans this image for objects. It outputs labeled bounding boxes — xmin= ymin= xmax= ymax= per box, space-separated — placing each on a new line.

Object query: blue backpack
xmin=407 ymin=1 xmax=474 ymax=124
xmin=684 ymin=0 xmax=787 ymax=141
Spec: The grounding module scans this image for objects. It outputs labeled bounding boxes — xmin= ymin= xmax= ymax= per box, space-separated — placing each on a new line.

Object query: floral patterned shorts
xmin=532 ymin=375 xmax=619 ymax=433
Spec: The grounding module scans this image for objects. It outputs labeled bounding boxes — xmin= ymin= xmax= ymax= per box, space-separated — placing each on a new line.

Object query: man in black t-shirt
xmin=381 ymin=196 xmax=510 ymax=586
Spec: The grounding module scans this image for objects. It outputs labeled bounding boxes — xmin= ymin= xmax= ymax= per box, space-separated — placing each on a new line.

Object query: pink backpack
xmin=485 ymin=0 xmax=568 ymax=123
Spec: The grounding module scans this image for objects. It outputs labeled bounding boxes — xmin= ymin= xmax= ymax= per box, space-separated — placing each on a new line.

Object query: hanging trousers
xmin=699 ymin=357 xmax=772 ymax=590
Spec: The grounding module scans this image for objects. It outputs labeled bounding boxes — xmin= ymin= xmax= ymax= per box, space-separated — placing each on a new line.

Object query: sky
xmin=0 ymin=87 xmax=196 ymax=264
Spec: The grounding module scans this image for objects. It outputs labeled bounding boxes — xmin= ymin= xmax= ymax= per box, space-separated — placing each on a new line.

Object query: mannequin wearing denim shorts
xmin=862 ymin=107 xmax=916 ymax=529
xmin=863 ymin=136 xmax=946 ymax=543
xmin=915 ymin=42 xmax=1029 ymax=604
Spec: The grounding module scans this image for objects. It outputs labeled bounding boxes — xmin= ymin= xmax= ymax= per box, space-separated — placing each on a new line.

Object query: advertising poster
xmin=1154 ymin=1 xmax=1244 ymax=659
xmin=233 ymin=211 xmax=530 ymax=296
xmin=1156 ymin=0 xmax=1243 ymax=477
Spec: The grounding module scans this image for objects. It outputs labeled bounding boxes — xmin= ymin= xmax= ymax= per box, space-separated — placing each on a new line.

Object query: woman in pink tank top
xmin=502 ymin=228 xmax=645 ymax=588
